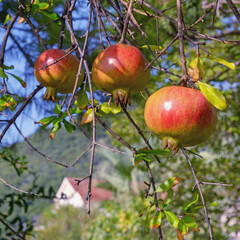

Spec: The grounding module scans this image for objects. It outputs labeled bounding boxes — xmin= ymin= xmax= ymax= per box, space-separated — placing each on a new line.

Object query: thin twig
xmin=177 ymin=0 xmax=188 ymax=82
xmin=181 ymin=148 xmax=213 ymax=240
xmin=119 ymin=0 xmax=135 ymax=43
xmin=0 ymin=218 xmax=26 ymax=240
xmin=225 ymin=0 xmax=240 ymax=23
xmin=0 ymin=85 xmax=43 ymax=143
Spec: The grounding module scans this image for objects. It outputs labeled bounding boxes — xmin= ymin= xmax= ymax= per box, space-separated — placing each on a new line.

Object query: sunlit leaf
xmin=77 ymin=89 xmax=88 ymax=110
xmin=81 ymin=109 xmax=93 ymax=125
xmin=63 ymin=119 xmax=76 ymax=133
xmin=140 ymin=45 xmax=163 ymax=52
xmin=204 ymin=55 xmax=235 ymax=70
xmin=4 ymin=14 xmax=12 ymax=26
xmin=181 ymin=215 xmax=198 ymax=230
xmin=155 ymin=177 xmax=182 ymax=193
xmin=150 ymin=211 xmax=162 ymax=230
xmin=134 ymin=153 xmax=151 ymax=166
xmin=100 ymin=102 xmax=121 ymax=114
xmin=18 ymin=17 xmax=25 ymax=24
xmin=188 ymin=57 xmax=205 ymax=81
xmin=38 ymin=2 xmax=49 ymax=10
xmin=164 ymin=211 xmax=179 ymax=228
xmin=196 ymin=81 xmax=228 ymax=111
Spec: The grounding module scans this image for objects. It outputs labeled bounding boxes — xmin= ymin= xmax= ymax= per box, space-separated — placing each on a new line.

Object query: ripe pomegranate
xmin=144 ymin=86 xmax=218 ymax=152
xmin=91 ymin=44 xmax=150 ymax=106
xmin=34 ymin=49 xmax=84 ymax=102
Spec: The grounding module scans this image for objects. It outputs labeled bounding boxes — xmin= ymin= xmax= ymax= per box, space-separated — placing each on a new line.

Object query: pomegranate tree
xmin=144 ymin=86 xmax=218 ymax=152
xmin=34 ymin=49 xmax=84 ymax=102
xmin=91 ymin=44 xmax=150 ymax=106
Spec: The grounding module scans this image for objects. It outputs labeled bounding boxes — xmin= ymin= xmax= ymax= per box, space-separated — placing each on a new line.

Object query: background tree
xmin=0 ymin=0 xmax=239 ymax=239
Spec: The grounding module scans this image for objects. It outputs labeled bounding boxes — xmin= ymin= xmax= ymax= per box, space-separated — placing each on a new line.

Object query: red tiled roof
xmin=66 ymin=178 xmax=112 ymax=203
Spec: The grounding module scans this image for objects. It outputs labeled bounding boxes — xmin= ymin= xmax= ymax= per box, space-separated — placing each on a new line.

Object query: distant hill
xmin=0 ymin=121 xmax=124 ymax=218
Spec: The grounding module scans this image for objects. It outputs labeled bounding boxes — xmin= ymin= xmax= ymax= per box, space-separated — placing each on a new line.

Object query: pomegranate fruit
xmin=34 ymin=49 xmax=84 ymax=102
xmin=144 ymin=86 xmax=218 ymax=152
xmin=91 ymin=44 xmax=150 ymax=106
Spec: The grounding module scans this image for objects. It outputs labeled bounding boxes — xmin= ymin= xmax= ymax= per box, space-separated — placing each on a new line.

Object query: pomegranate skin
xmin=92 ymin=44 xmax=150 ymax=106
xmin=144 ymin=86 xmax=218 ymax=151
xmin=34 ymin=49 xmax=84 ymax=102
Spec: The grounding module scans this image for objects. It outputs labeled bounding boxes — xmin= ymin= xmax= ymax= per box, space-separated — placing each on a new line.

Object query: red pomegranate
xmin=34 ymin=49 xmax=84 ymax=102
xmin=91 ymin=44 xmax=150 ymax=106
xmin=144 ymin=86 xmax=218 ymax=152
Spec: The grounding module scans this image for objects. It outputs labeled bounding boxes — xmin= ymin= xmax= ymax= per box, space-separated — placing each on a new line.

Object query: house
xmin=54 ymin=177 xmax=113 ymax=208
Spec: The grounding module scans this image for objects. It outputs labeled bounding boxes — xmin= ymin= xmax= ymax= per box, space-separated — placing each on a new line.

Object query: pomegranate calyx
xmin=43 ymin=87 xmax=59 ymax=103
xmin=162 ymin=137 xmax=179 ymax=153
xmin=112 ymin=89 xmax=131 ymax=107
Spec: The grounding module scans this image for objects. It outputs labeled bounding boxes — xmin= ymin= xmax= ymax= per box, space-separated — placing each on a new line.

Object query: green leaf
xmin=183 ymin=194 xmax=199 ymax=212
xmin=0 ymin=67 xmax=8 ymax=79
xmin=77 ymin=89 xmax=88 ymax=110
xmin=50 ymin=120 xmax=62 ymax=139
xmin=204 ymin=55 xmax=235 ymax=70
xmin=69 ymin=107 xmax=83 ymax=115
xmin=181 ymin=215 xmax=198 ymax=229
xmin=134 ymin=153 xmax=151 ymax=166
xmin=140 ymin=45 xmax=163 ymax=51
xmin=155 ymin=177 xmax=182 ymax=193
xmin=63 ymin=119 xmax=76 ymax=133
xmin=31 ymin=4 xmax=40 ymax=15
xmin=164 ymin=211 xmax=179 ymax=228
xmin=39 ymin=10 xmax=61 ymax=25
xmin=81 ymin=109 xmax=93 ymax=125
xmin=100 ymin=102 xmax=121 ymax=114
xmin=38 ymin=2 xmax=49 ymax=10
xmin=190 ymin=201 xmax=219 ymax=212
xmin=4 ymin=14 xmax=12 ymax=26
xmin=188 ymin=57 xmax=205 ymax=81
xmin=196 ymin=81 xmax=229 ymax=111
xmin=163 ymin=189 xmax=174 ymax=208
xmin=136 ymin=148 xmax=170 ymax=156
xmin=177 ymin=220 xmax=188 ymax=235
xmin=3 ymin=64 xmax=14 ymax=70
xmin=36 ymin=116 xmax=57 ymax=125
xmin=7 ymin=73 xmax=26 ymax=88
xmin=53 ymin=104 xmax=62 ymax=115
xmin=150 ymin=211 xmax=162 ymax=229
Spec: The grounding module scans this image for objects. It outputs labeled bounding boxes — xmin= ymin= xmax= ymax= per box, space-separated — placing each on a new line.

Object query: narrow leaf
xmin=155 ymin=177 xmax=182 ymax=193
xmin=164 ymin=211 xmax=179 ymax=228
xmin=196 ymin=81 xmax=228 ymax=111
xmin=204 ymin=55 xmax=235 ymax=70
xmin=178 ymin=219 xmax=188 ymax=235
xmin=183 ymin=194 xmax=199 ymax=212
xmin=50 ymin=121 xmax=61 ymax=139
xmin=3 ymin=64 xmax=14 ymax=70
xmin=140 ymin=45 xmax=163 ymax=52
xmin=35 ymin=116 xmax=57 ymax=126
xmin=136 ymin=148 xmax=170 ymax=156
xmin=8 ymin=73 xmax=26 ymax=88
xmin=0 ymin=67 xmax=8 ymax=79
